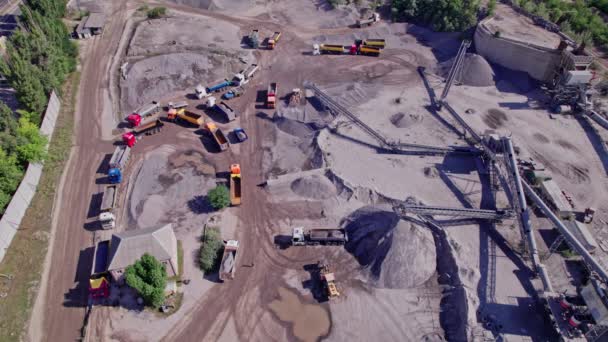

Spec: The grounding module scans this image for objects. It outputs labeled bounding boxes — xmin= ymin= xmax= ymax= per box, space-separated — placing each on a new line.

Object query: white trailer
xmin=99 ymin=185 xmax=117 ymax=230
xmin=109 ymin=145 xmax=131 ymax=170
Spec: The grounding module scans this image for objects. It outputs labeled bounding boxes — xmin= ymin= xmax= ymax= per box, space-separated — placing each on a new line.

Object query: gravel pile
xmin=343 ymin=206 xmax=436 ymax=289
xmin=290 ymin=175 xmax=337 ymax=199
xmin=276 ymin=117 xmax=314 ymax=138
xmin=437 ymin=53 xmax=495 ymax=87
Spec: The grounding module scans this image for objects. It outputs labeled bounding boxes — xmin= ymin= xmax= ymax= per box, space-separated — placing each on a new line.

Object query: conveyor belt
xmin=393 ymin=203 xmax=512 ymax=220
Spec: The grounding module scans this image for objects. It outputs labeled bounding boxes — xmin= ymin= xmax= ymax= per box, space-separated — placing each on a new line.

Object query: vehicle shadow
xmin=302 ymin=263 xmax=329 ymax=303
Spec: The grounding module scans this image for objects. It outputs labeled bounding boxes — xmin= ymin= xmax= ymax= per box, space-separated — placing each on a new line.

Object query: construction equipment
xmin=268 ymin=31 xmax=281 ymax=49
xmin=393 ymin=203 xmax=513 ymax=221
xmin=195 ymin=84 xmax=208 ymax=99
xmin=219 ymin=240 xmax=239 ymax=281
xmin=437 ymin=40 xmax=471 ymax=109
xmin=168 ymin=101 xmax=188 ymax=110
xmin=126 ymin=101 xmax=161 ymax=127
xmin=214 ymin=101 xmax=237 ymax=121
xmin=289 ymin=88 xmax=302 ymax=106
xmin=291 ymin=227 xmax=347 ymax=246
xmin=230 ymin=164 xmax=241 ymax=206
xmin=122 ymin=119 xmax=164 ymax=148
xmin=362 ymin=39 xmax=386 ymax=49
xmin=207 ymin=79 xmax=233 ymax=93
xmin=222 ymin=86 xmax=244 ymax=100
xmin=232 ymin=64 xmax=259 ymax=86
xmin=233 ymin=127 xmax=248 ymax=142
xmin=356 ymin=12 xmax=380 ymax=27
xmin=107 ymin=145 xmax=131 ymax=184
xmin=248 ymin=29 xmax=259 ymax=49
xmin=99 ymin=185 xmax=117 ymax=230
xmin=267 ymin=82 xmax=277 ymax=109
xmin=305 ymin=83 xmax=468 ymax=156
xmin=313 ymin=43 xmax=380 ymax=57
xmin=319 ymin=262 xmax=340 ymax=298
xmin=205 ymin=122 xmax=229 ymax=151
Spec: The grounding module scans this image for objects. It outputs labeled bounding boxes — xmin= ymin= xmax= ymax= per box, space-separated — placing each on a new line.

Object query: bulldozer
xmin=318 ymin=262 xmax=340 ymax=299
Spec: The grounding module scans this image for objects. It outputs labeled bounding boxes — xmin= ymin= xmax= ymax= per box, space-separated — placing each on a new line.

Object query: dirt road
xmin=28 ymin=1 xmax=129 ymax=341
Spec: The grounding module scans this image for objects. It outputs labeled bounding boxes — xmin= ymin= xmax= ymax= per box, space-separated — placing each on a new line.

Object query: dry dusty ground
xmin=32 ymin=0 xmax=608 ymax=341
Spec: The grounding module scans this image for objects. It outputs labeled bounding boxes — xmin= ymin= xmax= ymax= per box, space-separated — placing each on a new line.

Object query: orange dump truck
xmin=230 ymin=164 xmax=241 ymax=206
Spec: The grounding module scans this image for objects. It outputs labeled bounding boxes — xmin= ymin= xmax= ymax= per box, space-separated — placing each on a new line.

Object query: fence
xmin=0 ymin=91 xmax=61 ymax=262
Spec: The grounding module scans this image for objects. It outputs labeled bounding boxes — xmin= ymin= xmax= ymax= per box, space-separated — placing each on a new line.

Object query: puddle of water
xmin=268 ymin=287 xmax=330 ymax=342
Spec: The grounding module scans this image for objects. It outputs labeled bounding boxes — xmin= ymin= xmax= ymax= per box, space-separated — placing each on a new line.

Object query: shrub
xmin=147 ymin=7 xmax=166 ymax=19
xmin=199 ymin=227 xmax=223 ymax=272
xmin=207 ymin=185 xmax=230 ymax=210
xmin=125 ymin=254 xmax=168 ymax=308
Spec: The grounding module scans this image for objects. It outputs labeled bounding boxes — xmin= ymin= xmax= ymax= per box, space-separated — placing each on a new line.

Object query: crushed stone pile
xmin=290 ymin=175 xmax=337 ymax=200
xmin=275 ymin=117 xmax=314 ymax=139
xmin=343 ymin=206 xmax=436 ymax=289
xmin=437 ymin=53 xmax=495 ymax=87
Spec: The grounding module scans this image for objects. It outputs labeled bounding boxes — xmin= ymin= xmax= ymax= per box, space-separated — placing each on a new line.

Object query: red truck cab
xmin=122 ymin=132 xmax=136 ymax=147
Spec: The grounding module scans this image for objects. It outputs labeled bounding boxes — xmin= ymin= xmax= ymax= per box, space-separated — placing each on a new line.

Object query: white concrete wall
xmin=0 ymin=91 xmax=61 ymax=262
xmin=475 ymin=18 xmax=562 ymax=83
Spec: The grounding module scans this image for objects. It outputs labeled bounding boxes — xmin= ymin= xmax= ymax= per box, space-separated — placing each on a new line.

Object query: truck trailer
xmin=205 ymin=122 xmax=229 ymax=151
xmin=214 ymin=101 xmax=237 ymax=121
xmin=362 ymin=39 xmax=386 ymax=49
xmin=291 ymin=227 xmax=348 ymax=246
xmin=313 ymin=44 xmax=347 ymax=55
xmin=126 ymin=101 xmax=160 ymax=127
xmin=122 ymin=119 xmax=164 ymax=148
xmin=168 ymin=101 xmax=188 ymax=110
xmin=207 ymin=79 xmax=232 ymax=93
xmin=232 ymin=64 xmax=259 ymax=86
xmin=267 ymin=82 xmax=277 ymax=109
xmin=219 ymin=240 xmax=239 ymax=281
xmin=107 ymin=146 xmax=131 ymax=184
xmin=358 ymin=45 xmax=381 ymax=57
xmin=230 ymin=164 xmax=241 ymax=206
xmin=99 ymin=185 xmax=117 ymax=229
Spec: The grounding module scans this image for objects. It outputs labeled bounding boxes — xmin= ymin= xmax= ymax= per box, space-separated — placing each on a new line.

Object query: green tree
xmin=0 ymin=148 xmax=24 ymax=213
xmin=535 ymin=3 xmax=549 ymax=20
xmin=487 ymin=0 xmax=496 ymax=16
xmin=15 ymin=117 xmax=47 ymax=164
xmin=392 ymin=0 xmax=479 ymax=32
xmin=199 ymin=227 xmax=223 ymax=272
xmin=147 ymin=7 xmax=167 ymax=19
xmin=0 ymin=102 xmax=17 ymax=134
xmin=125 ymin=254 xmax=168 ymax=308
xmin=207 ymin=185 xmax=230 ymax=210
xmin=523 ymin=1 xmax=536 ymax=14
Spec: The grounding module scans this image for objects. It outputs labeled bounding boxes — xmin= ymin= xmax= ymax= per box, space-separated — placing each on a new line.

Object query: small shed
xmin=75 ymin=13 xmax=106 ymax=39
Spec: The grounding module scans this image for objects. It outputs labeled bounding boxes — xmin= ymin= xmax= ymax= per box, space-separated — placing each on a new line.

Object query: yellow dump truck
xmin=363 ymin=39 xmax=386 ymax=49
xmin=359 ymin=45 xmax=381 ymax=57
xmin=314 ymin=44 xmax=346 ymax=55
xmin=230 ymin=164 xmax=241 ymax=206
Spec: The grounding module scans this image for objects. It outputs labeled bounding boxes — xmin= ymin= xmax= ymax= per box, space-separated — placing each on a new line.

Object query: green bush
xmin=391 ymin=0 xmax=478 ymax=32
xmin=147 ymin=7 xmax=167 ymax=19
xmin=199 ymin=227 xmax=223 ymax=272
xmin=125 ymin=254 xmax=168 ymax=308
xmin=487 ymin=0 xmax=496 ymax=16
xmin=207 ymin=185 xmax=230 ymax=210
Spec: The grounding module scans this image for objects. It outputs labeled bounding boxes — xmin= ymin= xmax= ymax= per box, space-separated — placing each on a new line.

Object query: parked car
xmin=234 ymin=128 xmax=248 ymax=142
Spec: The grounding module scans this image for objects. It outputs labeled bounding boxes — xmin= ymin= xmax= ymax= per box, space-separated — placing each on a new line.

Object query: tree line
xmin=0 ymin=0 xmax=76 ymax=214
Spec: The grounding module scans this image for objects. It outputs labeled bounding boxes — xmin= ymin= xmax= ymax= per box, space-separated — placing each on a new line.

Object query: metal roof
xmin=540 ymin=179 xmax=572 ymax=213
xmin=84 ymin=13 xmax=105 ymax=29
xmin=107 ymin=224 xmax=177 ymax=272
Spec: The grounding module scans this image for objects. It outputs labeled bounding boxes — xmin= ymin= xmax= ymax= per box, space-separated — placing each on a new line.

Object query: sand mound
xmin=343 ymin=206 xmax=436 ymax=289
xmin=290 ymin=175 xmax=337 ymax=199
xmin=390 ymin=112 xmax=422 ymax=128
xmin=438 ymin=53 xmax=495 ymax=87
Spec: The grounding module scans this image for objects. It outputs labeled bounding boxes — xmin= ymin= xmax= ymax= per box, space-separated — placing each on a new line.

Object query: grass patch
xmin=0 ymin=71 xmax=79 ymax=341
xmin=169 ymin=240 xmax=184 ymax=281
